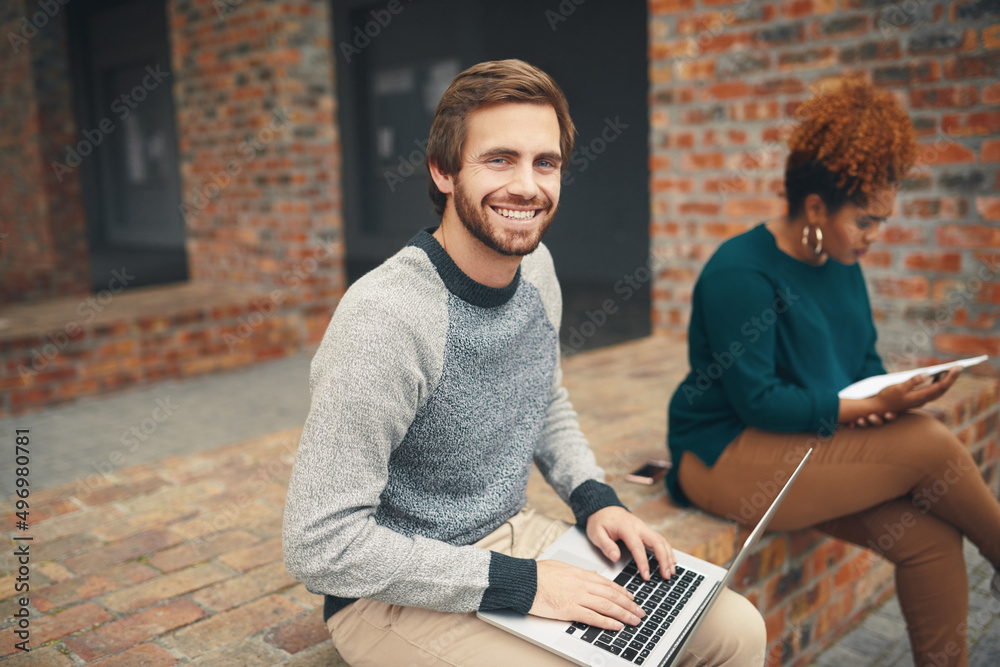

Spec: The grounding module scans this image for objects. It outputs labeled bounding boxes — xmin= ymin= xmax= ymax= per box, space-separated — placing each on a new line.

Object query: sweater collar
xmin=408 ymin=228 xmax=521 ymax=308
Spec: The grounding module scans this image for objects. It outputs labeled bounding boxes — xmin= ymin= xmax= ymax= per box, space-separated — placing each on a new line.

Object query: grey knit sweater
xmin=282 ymin=229 xmax=624 ymax=622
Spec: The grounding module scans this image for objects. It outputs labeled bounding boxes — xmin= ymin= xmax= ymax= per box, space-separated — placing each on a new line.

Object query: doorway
xmin=67 ymin=0 xmax=188 ymax=291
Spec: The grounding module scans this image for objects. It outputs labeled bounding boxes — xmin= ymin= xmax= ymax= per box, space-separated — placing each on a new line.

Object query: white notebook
xmin=838 ymin=355 xmax=989 ymax=399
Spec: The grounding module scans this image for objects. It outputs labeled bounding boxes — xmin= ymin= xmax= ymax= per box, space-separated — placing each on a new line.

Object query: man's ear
xmin=428 ymin=160 xmax=455 ymax=195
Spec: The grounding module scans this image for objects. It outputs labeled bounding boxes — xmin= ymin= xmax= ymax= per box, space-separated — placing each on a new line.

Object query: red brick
xmin=723 ymin=198 xmax=785 ymax=219
xmin=705 ymin=176 xmax=751 ymax=194
xmin=263 ymin=608 xmax=328 ymax=654
xmin=90 ymin=644 xmax=178 ymax=667
xmin=810 ymin=538 xmax=848 ymax=578
xmin=764 ymin=607 xmax=785 ymax=645
xmin=942 ymin=112 xmax=1000 ymax=137
xmin=910 ymin=86 xmax=979 ymax=109
xmin=649 ymin=0 xmax=696 ymax=14
xmin=944 ymin=54 xmax=1000 ymax=80
xmin=34 ymin=562 xmax=159 ymax=613
xmin=984 ymin=83 xmax=1000 ymax=106
xmin=698 ymin=32 xmax=752 ymax=54
xmin=3 ymin=603 xmax=113 ymax=656
xmin=676 ymin=60 xmax=717 ymax=81
xmin=814 ymin=588 xmax=855 ymax=639
xmin=753 ymin=78 xmax=806 ymax=96
xmin=63 ymin=600 xmax=204 ymax=662
xmin=701 ymin=222 xmax=754 ymax=239
xmin=789 ymin=578 xmax=832 ymax=623
xmin=840 ymin=39 xmax=902 ymax=64
xmin=813 ymin=15 xmax=868 ymax=39
xmin=652 ymin=178 xmax=695 ymax=194
xmin=901 ymin=197 xmax=969 ymax=220
xmin=834 ymin=550 xmax=875 ymax=589
xmin=982 ymin=139 xmax=1000 ymax=162
xmin=101 ymin=563 xmax=232 ymax=613
xmin=166 ymin=594 xmax=302 ymax=658
xmin=984 ymin=24 xmax=1000 ymax=50
xmin=650 ymin=40 xmax=698 ymax=60
xmin=916 ymin=141 xmax=975 ymax=166
xmin=678 ymin=201 xmax=722 ymax=216
xmin=976 ymin=197 xmax=1000 ymax=222
xmin=778 ymin=47 xmax=837 ymax=71
xmin=27 ymin=532 xmax=103 ymax=565
xmin=190 ymin=561 xmax=297 ymax=612
xmin=937 ymin=224 xmax=1000 ymax=248
xmin=148 ymin=529 xmax=259 ymax=573
xmin=0 ymin=645 xmax=74 ymax=666
xmin=871 ymin=276 xmax=930 ymax=300
xmin=703 ymin=81 xmax=751 ymax=100
xmin=649 ymin=155 xmax=671 ymax=172
xmin=63 ymin=529 xmax=185 ymax=575
xmin=676 ymin=11 xmax=726 ymax=35
xmin=935 ymin=333 xmax=1000 ymax=357
xmin=904 ymin=252 xmax=963 ymax=273
xmin=730 ymin=101 xmax=781 ymax=121
xmin=860 ymin=250 xmax=893 ymax=268
xmin=781 ymin=0 xmax=835 ymax=19
xmin=682 ymin=152 xmax=725 ymax=170
xmin=874 ymin=61 xmax=940 ymax=86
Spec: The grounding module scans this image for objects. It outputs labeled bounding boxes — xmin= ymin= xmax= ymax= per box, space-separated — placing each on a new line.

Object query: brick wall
xmin=0 ymin=2 xmax=89 ymax=304
xmin=168 ymin=0 xmax=345 ymax=338
xmin=648 ymin=0 xmax=1000 ymax=373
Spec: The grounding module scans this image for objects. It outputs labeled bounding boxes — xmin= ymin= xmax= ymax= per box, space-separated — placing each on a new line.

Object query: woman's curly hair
xmin=785 ymin=80 xmax=917 ymax=217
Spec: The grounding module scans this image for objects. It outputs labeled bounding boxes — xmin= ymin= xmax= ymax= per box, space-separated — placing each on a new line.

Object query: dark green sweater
xmin=666 ymin=224 xmax=885 ymax=506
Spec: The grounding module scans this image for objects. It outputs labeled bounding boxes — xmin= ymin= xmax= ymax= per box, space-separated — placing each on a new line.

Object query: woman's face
xmin=813 ymin=187 xmax=895 ymax=265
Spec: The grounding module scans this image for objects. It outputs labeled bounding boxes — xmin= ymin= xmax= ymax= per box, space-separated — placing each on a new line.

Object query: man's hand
xmin=529 ymin=560 xmax=644 ymax=631
xmin=586 ymin=506 xmax=676 ymax=581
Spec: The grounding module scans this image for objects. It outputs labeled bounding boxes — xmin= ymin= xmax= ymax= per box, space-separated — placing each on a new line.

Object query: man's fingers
xmin=620 ymin=532 xmax=651 ymax=579
xmin=590 ymin=532 xmax=621 ymax=562
xmin=642 ymin=529 xmax=675 ymax=577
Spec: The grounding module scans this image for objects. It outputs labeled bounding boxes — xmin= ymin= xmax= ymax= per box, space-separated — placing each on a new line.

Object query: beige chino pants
xmin=328 ymin=507 xmax=766 ymax=666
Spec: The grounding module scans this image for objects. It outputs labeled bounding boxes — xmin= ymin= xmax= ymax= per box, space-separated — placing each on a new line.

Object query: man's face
xmin=449 ymin=103 xmax=563 ymax=257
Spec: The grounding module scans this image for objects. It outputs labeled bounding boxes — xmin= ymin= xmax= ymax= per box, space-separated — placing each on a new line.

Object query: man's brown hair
xmin=426 ymin=59 xmax=576 ymax=215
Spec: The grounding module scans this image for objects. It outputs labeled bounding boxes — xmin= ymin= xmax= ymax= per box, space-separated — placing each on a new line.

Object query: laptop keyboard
xmin=564 ymin=559 xmax=704 ymax=665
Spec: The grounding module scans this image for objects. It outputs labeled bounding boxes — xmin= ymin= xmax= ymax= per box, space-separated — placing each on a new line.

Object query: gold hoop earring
xmin=802 ymin=225 xmax=823 ymax=256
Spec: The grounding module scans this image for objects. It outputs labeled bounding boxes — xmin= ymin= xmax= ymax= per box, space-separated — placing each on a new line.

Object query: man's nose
xmin=507 ymin=164 xmax=539 ymax=199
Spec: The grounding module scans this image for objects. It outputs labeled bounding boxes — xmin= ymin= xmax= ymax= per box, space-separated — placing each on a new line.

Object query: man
xmin=282 ymin=59 xmax=765 ymax=666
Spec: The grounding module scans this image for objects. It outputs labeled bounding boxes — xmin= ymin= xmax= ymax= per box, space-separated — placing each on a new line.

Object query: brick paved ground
xmin=1 ymin=336 xmax=997 ymax=665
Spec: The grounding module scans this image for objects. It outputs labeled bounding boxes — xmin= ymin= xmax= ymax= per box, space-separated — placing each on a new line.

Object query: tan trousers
xmin=678 ymin=413 xmax=1000 ymax=667
xmin=328 ymin=507 xmax=767 ymax=666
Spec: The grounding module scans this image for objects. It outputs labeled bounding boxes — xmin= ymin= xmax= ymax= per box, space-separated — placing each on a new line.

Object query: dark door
xmin=333 ymin=0 xmax=651 ymax=352
xmin=68 ymin=0 xmax=188 ymax=289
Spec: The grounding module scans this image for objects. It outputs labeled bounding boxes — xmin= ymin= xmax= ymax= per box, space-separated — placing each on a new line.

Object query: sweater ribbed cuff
xmin=479 ymin=552 xmax=537 ymax=614
xmin=569 ymin=479 xmax=627 ymax=527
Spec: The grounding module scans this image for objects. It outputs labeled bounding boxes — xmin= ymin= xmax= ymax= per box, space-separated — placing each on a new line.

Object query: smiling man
xmin=282 ymin=60 xmax=765 ymax=666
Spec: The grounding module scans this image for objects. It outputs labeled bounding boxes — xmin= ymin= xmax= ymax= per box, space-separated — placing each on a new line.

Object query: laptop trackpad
xmin=549 ymin=549 xmax=608 ymax=574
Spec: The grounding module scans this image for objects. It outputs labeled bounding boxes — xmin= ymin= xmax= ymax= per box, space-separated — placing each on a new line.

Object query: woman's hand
xmin=840 ymin=367 xmax=961 ymax=426
xmin=849 ymin=411 xmax=896 ymax=428
xmin=875 ymin=367 xmax=960 ymax=414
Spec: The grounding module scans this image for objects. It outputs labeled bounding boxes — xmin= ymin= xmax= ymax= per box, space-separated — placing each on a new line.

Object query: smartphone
xmin=625 ymin=461 xmax=671 ymax=485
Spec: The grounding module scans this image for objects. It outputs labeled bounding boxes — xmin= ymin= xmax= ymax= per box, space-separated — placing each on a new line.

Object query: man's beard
xmin=452 ymin=175 xmax=556 ymax=257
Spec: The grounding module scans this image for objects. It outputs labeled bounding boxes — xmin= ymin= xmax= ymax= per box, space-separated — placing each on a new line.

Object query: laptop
xmin=478 ymin=448 xmax=813 ymax=666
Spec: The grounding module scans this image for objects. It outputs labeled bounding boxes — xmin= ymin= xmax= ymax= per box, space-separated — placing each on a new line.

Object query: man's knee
xmin=688 ymin=590 xmax=766 ymax=666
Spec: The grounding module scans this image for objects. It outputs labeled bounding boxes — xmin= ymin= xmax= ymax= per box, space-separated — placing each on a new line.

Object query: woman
xmin=665 ymin=80 xmax=1000 ymax=667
